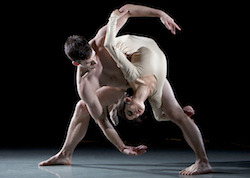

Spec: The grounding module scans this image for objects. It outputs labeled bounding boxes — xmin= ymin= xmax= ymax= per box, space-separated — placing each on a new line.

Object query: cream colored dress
xmin=105 ymin=14 xmax=170 ymax=121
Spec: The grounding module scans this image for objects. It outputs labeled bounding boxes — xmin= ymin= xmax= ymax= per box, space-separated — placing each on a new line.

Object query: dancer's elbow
xmin=103 ymin=42 xmax=110 ymax=49
xmin=104 ymin=43 xmax=114 ymax=55
xmin=104 ymin=40 xmax=113 ymax=50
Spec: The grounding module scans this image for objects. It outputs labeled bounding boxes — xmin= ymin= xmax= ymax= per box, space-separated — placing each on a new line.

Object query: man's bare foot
xmin=179 ymin=159 xmax=212 ymax=175
xmin=38 ymin=151 xmax=72 ymax=166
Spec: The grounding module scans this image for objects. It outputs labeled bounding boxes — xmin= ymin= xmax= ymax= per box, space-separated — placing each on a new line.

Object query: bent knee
xmin=155 ymin=114 xmax=171 ymax=122
xmin=75 ymin=100 xmax=88 ymax=116
xmin=166 ymin=109 xmax=189 ymax=124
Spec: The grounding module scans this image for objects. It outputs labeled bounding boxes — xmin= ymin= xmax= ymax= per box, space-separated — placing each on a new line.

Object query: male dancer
xmin=39 ymin=4 xmax=212 ymax=175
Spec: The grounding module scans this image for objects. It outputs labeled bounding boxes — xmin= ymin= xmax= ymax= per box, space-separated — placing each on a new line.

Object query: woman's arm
xmin=104 ymin=11 xmax=139 ymax=82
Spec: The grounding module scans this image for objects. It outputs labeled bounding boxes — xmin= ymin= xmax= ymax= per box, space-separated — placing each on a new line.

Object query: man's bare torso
xmin=78 ymin=26 xmax=130 ymax=91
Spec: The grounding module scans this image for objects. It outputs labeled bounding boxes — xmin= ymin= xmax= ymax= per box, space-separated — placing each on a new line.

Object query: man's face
xmin=72 ymin=50 xmax=98 ymax=70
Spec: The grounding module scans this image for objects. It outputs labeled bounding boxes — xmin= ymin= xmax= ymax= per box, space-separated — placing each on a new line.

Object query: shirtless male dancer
xmin=39 ymin=4 xmax=212 ymax=175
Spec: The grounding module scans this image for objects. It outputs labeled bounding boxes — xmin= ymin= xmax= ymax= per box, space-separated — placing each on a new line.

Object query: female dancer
xmin=104 ymin=9 xmax=212 ymax=175
xmin=105 ymin=9 xmax=178 ymax=122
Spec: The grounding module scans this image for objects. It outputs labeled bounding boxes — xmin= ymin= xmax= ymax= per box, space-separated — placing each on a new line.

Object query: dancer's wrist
xmin=118 ymin=144 xmax=126 ymax=153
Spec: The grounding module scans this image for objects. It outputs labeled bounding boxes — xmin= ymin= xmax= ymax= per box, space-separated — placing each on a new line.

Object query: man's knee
xmin=167 ymin=108 xmax=188 ymax=124
xmin=75 ymin=100 xmax=88 ymax=117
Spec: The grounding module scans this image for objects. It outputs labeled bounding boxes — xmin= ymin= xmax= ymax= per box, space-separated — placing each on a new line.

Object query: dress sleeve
xmin=104 ymin=14 xmax=138 ymax=82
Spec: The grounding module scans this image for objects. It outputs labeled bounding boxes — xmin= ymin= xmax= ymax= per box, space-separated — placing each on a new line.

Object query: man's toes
xmin=39 ymin=161 xmax=48 ymax=166
xmin=179 ymin=169 xmax=187 ymax=175
xmin=38 ymin=161 xmax=45 ymax=166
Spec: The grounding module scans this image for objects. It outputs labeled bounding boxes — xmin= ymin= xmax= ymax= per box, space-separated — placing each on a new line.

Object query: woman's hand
xmin=160 ymin=13 xmax=181 ymax=35
xmin=121 ymin=145 xmax=148 ymax=156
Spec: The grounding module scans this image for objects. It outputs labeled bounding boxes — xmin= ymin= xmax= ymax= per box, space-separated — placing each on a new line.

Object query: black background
xmin=2 ymin=1 xmax=247 ymax=148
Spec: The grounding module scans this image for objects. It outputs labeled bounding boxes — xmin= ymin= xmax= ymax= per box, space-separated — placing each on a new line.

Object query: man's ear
xmin=124 ymin=97 xmax=132 ymax=103
xmin=72 ymin=61 xmax=79 ymax=66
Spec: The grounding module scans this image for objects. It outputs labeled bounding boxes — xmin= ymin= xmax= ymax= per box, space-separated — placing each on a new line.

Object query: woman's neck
xmin=134 ymin=84 xmax=151 ymax=103
xmin=129 ymin=75 xmax=157 ymax=103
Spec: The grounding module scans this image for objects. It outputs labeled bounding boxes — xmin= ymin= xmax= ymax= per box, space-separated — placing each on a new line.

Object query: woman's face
xmin=124 ymin=97 xmax=145 ymax=120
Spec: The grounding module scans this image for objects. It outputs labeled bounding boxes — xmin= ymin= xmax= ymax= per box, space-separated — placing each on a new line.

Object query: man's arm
xmin=95 ymin=4 xmax=181 ymax=42
xmin=76 ymin=68 xmax=147 ymax=155
xmin=104 ymin=6 xmax=180 ymax=81
xmin=117 ymin=4 xmax=181 ymax=35
xmin=120 ymin=4 xmax=163 ymax=17
xmin=77 ymin=69 xmax=125 ymax=152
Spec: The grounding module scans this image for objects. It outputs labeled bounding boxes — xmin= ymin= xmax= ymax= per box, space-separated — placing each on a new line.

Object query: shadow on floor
xmin=38 ymin=161 xmax=250 ymax=178
xmin=61 ymin=161 xmax=249 ymax=177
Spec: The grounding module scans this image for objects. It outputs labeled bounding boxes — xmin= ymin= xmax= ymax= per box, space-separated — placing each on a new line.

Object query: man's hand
xmin=121 ymin=145 xmax=148 ymax=156
xmin=160 ymin=13 xmax=181 ymax=35
xmin=117 ymin=4 xmax=181 ymax=35
xmin=112 ymin=7 xmax=181 ymax=35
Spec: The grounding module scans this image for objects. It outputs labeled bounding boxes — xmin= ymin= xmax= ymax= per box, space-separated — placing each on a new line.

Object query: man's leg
xmin=161 ymin=79 xmax=212 ymax=175
xmin=39 ymin=87 xmax=124 ymax=166
xmin=38 ymin=99 xmax=89 ymax=166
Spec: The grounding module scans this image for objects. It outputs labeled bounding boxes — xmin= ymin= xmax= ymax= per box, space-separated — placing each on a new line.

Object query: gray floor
xmin=0 ymin=147 xmax=249 ymax=178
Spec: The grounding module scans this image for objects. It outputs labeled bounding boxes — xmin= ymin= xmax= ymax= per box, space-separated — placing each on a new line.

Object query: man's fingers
xmin=137 ymin=148 xmax=147 ymax=155
xmin=135 ymin=145 xmax=148 ymax=151
xmin=170 ymin=21 xmax=181 ymax=35
xmin=136 ymin=145 xmax=146 ymax=149
xmin=161 ymin=17 xmax=171 ymax=30
xmin=164 ymin=22 xmax=171 ymax=30
xmin=123 ymin=148 xmax=138 ymax=156
xmin=128 ymin=151 xmax=137 ymax=156
xmin=173 ymin=21 xmax=181 ymax=31
xmin=123 ymin=145 xmax=148 ymax=156
xmin=171 ymin=25 xmax=176 ymax=35
xmin=130 ymin=152 xmax=137 ymax=156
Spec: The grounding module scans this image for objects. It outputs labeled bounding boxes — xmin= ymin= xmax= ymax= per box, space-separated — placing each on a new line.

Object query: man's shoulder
xmin=77 ymin=68 xmax=100 ymax=91
xmin=90 ymin=25 xmax=107 ymax=47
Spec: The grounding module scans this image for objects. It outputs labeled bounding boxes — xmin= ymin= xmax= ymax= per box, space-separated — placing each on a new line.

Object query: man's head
xmin=64 ymin=35 xmax=98 ymax=69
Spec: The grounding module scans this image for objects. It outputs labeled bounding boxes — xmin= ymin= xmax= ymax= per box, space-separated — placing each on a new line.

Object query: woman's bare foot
xmin=179 ymin=159 xmax=212 ymax=175
xmin=183 ymin=105 xmax=195 ymax=117
xmin=38 ymin=151 xmax=72 ymax=166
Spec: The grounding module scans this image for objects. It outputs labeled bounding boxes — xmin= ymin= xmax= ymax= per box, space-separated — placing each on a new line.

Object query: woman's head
xmin=123 ymin=96 xmax=145 ymax=120
xmin=109 ymin=88 xmax=153 ymax=127
xmin=116 ymin=88 xmax=145 ymax=121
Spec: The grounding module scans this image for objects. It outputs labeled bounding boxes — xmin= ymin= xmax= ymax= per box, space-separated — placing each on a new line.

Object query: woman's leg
xmin=161 ymin=79 xmax=212 ymax=175
xmin=38 ymin=87 xmax=124 ymax=166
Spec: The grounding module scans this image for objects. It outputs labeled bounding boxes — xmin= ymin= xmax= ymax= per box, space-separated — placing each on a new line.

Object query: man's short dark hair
xmin=64 ymin=35 xmax=92 ymax=62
